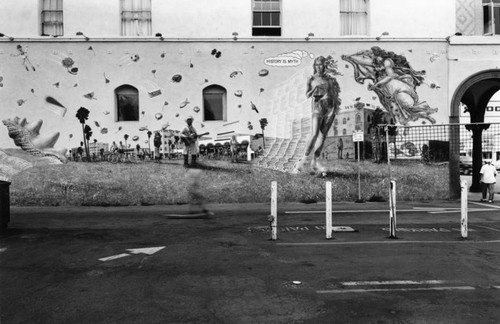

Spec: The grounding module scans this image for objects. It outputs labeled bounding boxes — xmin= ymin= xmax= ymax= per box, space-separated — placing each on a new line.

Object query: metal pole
xmin=271 ymin=181 xmax=278 ymax=241
xmin=385 ymin=126 xmax=392 ymax=182
xmin=357 ymin=141 xmax=361 ymax=201
xmin=461 ymin=180 xmax=468 ymax=239
xmin=326 ymin=181 xmax=332 ymax=240
xmin=389 ymin=180 xmax=397 ymax=239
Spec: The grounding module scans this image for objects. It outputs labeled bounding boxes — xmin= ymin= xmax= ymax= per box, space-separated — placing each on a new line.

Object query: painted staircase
xmin=253 ymin=117 xmax=311 ymax=172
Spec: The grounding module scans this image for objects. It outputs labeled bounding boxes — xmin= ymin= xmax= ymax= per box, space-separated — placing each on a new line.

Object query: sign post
xmin=353 ymin=130 xmax=364 ymax=201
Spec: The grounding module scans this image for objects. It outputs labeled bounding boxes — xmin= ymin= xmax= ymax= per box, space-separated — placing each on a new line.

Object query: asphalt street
xmin=1 ymin=194 xmax=499 ymax=323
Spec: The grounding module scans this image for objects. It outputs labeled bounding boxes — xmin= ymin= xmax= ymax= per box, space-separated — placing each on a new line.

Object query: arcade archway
xmin=451 ymin=69 xmax=500 ymax=194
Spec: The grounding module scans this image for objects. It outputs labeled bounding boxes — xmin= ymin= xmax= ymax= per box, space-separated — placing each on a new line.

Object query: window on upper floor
xmin=483 ymin=0 xmax=500 ymax=35
xmin=116 ymin=85 xmax=139 ymax=121
xmin=41 ymin=0 xmax=63 ymax=36
xmin=340 ymin=0 xmax=368 ymax=36
xmin=121 ymin=0 xmax=152 ymax=36
xmin=203 ymin=85 xmax=227 ymax=121
xmin=252 ymin=0 xmax=281 ymax=36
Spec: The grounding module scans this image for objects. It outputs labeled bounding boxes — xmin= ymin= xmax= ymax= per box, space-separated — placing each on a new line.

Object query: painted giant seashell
xmin=2 ymin=117 xmax=67 ymax=163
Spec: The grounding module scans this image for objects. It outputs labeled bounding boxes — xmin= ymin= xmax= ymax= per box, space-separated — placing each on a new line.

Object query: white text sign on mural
xmin=353 ymin=131 xmax=364 ymax=142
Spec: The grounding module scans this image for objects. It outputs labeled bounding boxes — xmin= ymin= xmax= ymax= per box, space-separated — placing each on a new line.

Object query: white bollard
xmin=461 ymin=180 xmax=468 ymax=239
xmin=389 ymin=180 xmax=397 ymax=239
xmin=270 ymin=181 xmax=278 ymax=240
xmin=326 ymin=181 xmax=333 ymax=239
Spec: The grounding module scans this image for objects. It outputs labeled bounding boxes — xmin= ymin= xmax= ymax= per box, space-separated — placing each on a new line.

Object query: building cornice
xmin=0 ymin=37 xmax=448 ymax=43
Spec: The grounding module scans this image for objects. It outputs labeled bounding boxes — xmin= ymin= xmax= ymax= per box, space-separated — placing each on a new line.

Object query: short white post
xmin=326 ymin=181 xmax=333 ymax=239
xmin=270 ymin=181 xmax=278 ymax=241
xmin=461 ymin=180 xmax=468 ymax=239
xmin=389 ymin=180 xmax=397 ymax=239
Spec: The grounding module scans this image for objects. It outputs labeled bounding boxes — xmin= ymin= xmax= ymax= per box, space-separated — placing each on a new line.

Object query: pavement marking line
xmin=471 ymin=201 xmax=500 ymax=209
xmin=285 ymin=209 xmax=427 ymax=214
xmin=341 ymin=280 xmax=448 ymax=286
xmin=285 ymin=207 xmax=492 ymax=215
xmin=277 ymin=240 xmax=500 ymax=246
xmin=317 ymin=286 xmax=476 ymax=294
xmin=99 ymin=253 xmax=130 ymax=262
xmin=473 ymin=225 xmax=500 ymax=232
xmin=429 ymin=208 xmax=497 ymax=214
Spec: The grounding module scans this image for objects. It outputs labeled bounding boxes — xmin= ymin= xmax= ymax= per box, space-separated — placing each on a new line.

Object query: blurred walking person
xmin=480 ymin=159 xmax=497 ymax=203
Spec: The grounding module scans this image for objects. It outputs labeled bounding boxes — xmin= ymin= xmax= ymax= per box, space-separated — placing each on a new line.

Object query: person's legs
xmin=183 ymin=154 xmax=189 ymax=166
xmin=488 ymin=183 xmax=495 ymax=202
xmin=191 ymin=154 xmax=197 ymax=166
xmin=481 ymin=182 xmax=488 ymax=201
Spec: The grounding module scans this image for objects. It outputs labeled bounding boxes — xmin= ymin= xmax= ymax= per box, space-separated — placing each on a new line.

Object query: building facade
xmin=1 ymin=0 xmax=500 ymax=197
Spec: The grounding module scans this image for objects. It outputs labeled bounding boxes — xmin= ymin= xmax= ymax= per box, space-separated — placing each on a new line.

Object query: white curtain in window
xmin=340 ymin=0 xmax=367 ymax=36
xmin=121 ymin=0 xmax=152 ymax=36
xmin=42 ymin=0 xmax=63 ymax=36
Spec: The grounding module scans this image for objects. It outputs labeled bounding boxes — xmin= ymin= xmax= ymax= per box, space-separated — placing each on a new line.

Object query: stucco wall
xmin=0 ymin=0 xmax=456 ymax=39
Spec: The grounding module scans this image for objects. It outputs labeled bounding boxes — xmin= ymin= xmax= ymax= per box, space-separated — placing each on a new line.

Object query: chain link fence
xmin=369 ymin=122 xmax=500 ymax=166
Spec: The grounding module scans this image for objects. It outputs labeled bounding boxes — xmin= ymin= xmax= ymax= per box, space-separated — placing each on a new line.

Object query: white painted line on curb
xmin=277 ymin=240 xmax=500 ymax=246
xmin=317 ymin=286 xmax=476 ymax=294
xmin=341 ymin=280 xmax=448 ymax=286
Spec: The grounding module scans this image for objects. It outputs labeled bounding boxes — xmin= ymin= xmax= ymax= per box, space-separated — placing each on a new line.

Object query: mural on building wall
xmin=2 ymin=117 xmax=66 ymax=163
xmin=342 ymin=46 xmax=438 ymax=126
xmin=0 ymin=40 xmax=447 ymax=181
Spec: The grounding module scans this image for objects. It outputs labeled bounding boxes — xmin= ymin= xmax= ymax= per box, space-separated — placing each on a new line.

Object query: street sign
xmin=353 ymin=130 xmax=364 ymax=142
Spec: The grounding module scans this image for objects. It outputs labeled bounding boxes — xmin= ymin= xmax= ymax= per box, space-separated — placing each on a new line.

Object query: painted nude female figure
xmin=295 ymin=56 xmax=341 ymax=172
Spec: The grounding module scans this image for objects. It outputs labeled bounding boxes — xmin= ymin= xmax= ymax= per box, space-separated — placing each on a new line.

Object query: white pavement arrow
xmin=126 ymin=246 xmax=165 ymax=255
xmin=99 ymin=246 xmax=165 ymax=262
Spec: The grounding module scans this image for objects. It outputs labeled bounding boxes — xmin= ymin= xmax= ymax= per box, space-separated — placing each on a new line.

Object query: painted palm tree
xmin=84 ymin=125 xmax=93 ymax=160
xmin=259 ymin=118 xmax=268 ymax=149
xmin=147 ymin=130 xmax=152 ymax=153
xmin=75 ymin=107 xmax=90 ymax=160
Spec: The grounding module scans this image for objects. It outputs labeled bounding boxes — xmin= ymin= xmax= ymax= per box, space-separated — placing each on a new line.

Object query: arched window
xmin=355 ymin=113 xmax=362 ymax=130
xmin=115 ymin=85 xmax=139 ymax=121
xmin=343 ymin=118 xmax=347 ymax=124
xmin=342 ymin=128 xmax=347 ymax=135
xmin=203 ymin=85 xmax=227 ymax=121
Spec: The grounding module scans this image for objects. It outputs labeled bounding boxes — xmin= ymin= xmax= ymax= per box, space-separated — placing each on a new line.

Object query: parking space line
xmin=471 ymin=202 xmax=500 ymax=209
xmin=317 ymin=286 xmax=476 ymax=294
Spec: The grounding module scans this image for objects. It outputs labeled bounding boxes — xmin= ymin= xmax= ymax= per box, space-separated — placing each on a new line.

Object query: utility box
xmin=0 ymin=180 xmax=11 ymax=230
